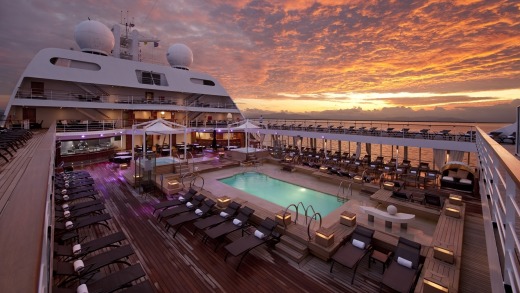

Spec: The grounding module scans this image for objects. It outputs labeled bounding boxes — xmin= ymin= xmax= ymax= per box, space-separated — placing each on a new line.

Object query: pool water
xmin=219 ymin=172 xmax=343 ymax=216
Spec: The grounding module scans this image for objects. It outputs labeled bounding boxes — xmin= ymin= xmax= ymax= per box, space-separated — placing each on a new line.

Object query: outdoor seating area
xmin=52 ymin=170 xmax=152 ymax=292
xmin=439 ymin=162 xmax=476 ymax=193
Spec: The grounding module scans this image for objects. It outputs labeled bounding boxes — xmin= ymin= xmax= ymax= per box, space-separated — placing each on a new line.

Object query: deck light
xmin=433 ymin=246 xmax=454 ymax=264
xmin=315 ymin=227 xmax=335 ymax=247
xmin=275 ymin=211 xmax=292 ymax=226
xmin=448 ymin=194 xmax=462 ymax=206
xmin=423 ymin=278 xmax=449 ymax=293
xmin=340 ymin=211 xmax=356 ymax=227
xmin=383 ymin=181 xmax=395 ymax=190
xmin=217 ymin=196 xmax=231 ymax=208
xmin=120 ymin=163 xmax=128 ymax=170
xmin=445 ymin=207 xmax=460 ymax=218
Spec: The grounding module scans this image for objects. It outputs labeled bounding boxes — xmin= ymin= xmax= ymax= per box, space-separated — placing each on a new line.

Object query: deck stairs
xmin=273 ymin=223 xmax=312 ymax=263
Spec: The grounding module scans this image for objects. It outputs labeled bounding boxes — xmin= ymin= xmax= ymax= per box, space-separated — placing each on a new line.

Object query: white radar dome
xmin=166 ymin=44 xmax=193 ymax=70
xmin=74 ymin=20 xmax=115 ymax=56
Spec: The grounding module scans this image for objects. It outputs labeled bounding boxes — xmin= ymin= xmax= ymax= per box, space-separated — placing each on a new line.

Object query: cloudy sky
xmin=0 ymin=0 xmax=519 ymax=122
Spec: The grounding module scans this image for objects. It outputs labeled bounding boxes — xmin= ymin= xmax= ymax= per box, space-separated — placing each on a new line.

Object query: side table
xmin=369 ymin=249 xmax=391 ymax=273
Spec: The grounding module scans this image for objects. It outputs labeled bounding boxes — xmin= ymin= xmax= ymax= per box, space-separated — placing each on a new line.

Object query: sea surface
xmin=258 ymin=120 xmax=507 ymax=168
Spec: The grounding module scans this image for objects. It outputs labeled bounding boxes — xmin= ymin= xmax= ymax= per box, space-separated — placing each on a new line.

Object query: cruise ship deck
xmin=3 ymin=126 xmax=513 ymax=292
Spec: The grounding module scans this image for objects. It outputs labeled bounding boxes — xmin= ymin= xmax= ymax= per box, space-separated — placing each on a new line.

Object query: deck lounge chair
xmin=203 ymin=206 xmax=255 ymax=251
xmin=330 ymin=226 xmax=375 ymax=284
xmin=52 ymin=264 xmax=146 ymax=293
xmin=55 ymin=213 xmax=112 ymax=234
xmin=55 ymin=199 xmax=103 ymax=212
xmin=380 ymin=237 xmax=422 ymax=293
xmin=158 ymin=194 xmax=206 ymax=221
xmin=55 ymin=203 xmax=105 ymax=221
xmin=54 ymin=231 xmax=127 ymax=261
xmin=152 ymin=188 xmax=198 ymax=214
xmin=54 ymin=244 xmax=135 ymax=286
xmin=193 ymin=201 xmax=242 ymax=232
xmin=224 ymin=217 xmax=279 ymax=270
xmin=55 ymin=189 xmax=98 ymax=203
xmin=166 ymin=199 xmax=216 ymax=236
xmin=55 ymin=180 xmax=95 ymax=190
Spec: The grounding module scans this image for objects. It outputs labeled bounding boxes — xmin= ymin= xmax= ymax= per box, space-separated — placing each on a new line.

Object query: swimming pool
xmin=219 ymin=172 xmax=343 ymax=216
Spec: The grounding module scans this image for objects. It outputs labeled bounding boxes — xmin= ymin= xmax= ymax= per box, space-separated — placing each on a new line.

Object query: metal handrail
xmin=306 ymin=212 xmax=323 ymax=241
xmin=336 ymin=180 xmax=352 ymax=202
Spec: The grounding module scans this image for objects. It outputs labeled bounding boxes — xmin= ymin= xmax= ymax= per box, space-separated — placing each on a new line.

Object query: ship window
xmin=190 ymin=78 xmax=215 ymax=86
xmin=136 ymin=70 xmax=168 ymax=86
xmin=49 ymin=58 xmax=101 ymax=71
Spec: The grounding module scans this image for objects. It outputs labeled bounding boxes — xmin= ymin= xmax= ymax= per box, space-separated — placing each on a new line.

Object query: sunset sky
xmin=0 ymin=0 xmax=519 ymax=122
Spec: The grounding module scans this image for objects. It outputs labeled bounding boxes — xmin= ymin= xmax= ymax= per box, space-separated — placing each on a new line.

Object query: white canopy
xmin=131 ymin=118 xmax=188 ymax=158
xmin=229 ymin=120 xmax=260 ymax=130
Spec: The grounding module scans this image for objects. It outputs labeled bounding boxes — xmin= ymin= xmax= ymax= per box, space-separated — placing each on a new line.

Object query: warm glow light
xmin=217 ymin=196 xmax=230 ymax=203
xmin=433 ymin=246 xmax=453 ymax=255
xmin=341 ymin=214 xmax=355 ymax=221
xmin=316 ymin=232 xmax=333 ymax=240
xmin=424 ymin=279 xmax=449 ymax=293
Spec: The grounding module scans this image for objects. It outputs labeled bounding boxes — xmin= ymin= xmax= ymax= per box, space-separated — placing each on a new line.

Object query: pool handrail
xmin=307 ymin=212 xmax=323 ymax=241
xmin=336 ymin=180 xmax=351 ymax=202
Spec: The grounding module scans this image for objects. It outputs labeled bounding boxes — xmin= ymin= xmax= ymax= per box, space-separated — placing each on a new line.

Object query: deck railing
xmin=476 ymin=127 xmax=520 ymax=292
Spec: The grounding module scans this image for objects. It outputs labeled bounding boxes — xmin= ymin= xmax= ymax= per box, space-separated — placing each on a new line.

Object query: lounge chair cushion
xmin=73 ymin=260 xmax=84 ymax=272
xmin=254 ymin=230 xmax=266 ymax=239
xmin=77 ymin=284 xmax=88 ymax=293
xmin=72 ymin=244 xmax=81 ymax=255
xmin=397 ymin=256 xmax=412 ymax=268
xmin=220 ymin=212 xmax=229 ymax=218
xmin=442 ymin=176 xmax=454 ymax=181
xmin=352 ymin=239 xmax=365 ymax=249
xmin=460 ymin=178 xmax=472 ymax=184
xmin=233 ymin=219 xmax=242 ymax=226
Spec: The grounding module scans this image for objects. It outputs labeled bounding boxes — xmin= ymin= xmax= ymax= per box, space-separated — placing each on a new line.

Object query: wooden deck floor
xmin=80 ymin=162 xmax=391 ymax=293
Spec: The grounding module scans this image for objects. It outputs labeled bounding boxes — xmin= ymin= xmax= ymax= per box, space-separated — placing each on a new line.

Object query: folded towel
xmin=186 ymin=202 xmax=193 ymax=208
xmin=220 ymin=211 xmax=229 ymax=218
xmin=397 ymin=257 xmax=413 ymax=268
xmin=73 ymin=260 xmax=85 ymax=273
xmin=254 ymin=230 xmax=265 ymax=239
xmin=63 ymin=195 xmax=70 ymax=201
xmin=65 ymin=221 xmax=74 ymax=229
xmin=232 ymin=218 xmax=242 ymax=226
xmin=195 ymin=209 xmax=203 ymax=216
xmin=64 ymin=211 xmax=71 ymax=218
xmin=65 ymin=183 xmax=70 ymax=188
xmin=460 ymin=178 xmax=472 ymax=184
xmin=62 ymin=204 xmax=69 ymax=211
xmin=61 ymin=189 xmax=67 ymax=195
xmin=76 ymin=284 xmax=88 ymax=293
xmin=442 ymin=176 xmax=454 ymax=181
xmin=178 ymin=195 xmax=185 ymax=202
xmin=72 ymin=244 xmax=82 ymax=255
xmin=352 ymin=238 xmax=365 ymax=249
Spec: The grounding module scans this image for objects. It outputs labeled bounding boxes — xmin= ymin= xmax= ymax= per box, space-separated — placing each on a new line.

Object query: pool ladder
xmin=336 ymin=180 xmax=352 ymax=202
xmin=280 ymin=202 xmax=322 ymax=241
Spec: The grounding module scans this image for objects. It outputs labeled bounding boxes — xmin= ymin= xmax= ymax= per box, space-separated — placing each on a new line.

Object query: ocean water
xmin=259 ymin=120 xmax=507 ymax=168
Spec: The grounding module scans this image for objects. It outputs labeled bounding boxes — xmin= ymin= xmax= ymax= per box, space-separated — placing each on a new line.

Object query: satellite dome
xmin=166 ymin=44 xmax=193 ymax=70
xmin=74 ymin=20 xmax=115 ymax=56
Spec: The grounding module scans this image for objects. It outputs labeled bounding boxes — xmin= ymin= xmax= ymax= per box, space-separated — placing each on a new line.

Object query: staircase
xmin=273 ymin=234 xmax=309 ymax=263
